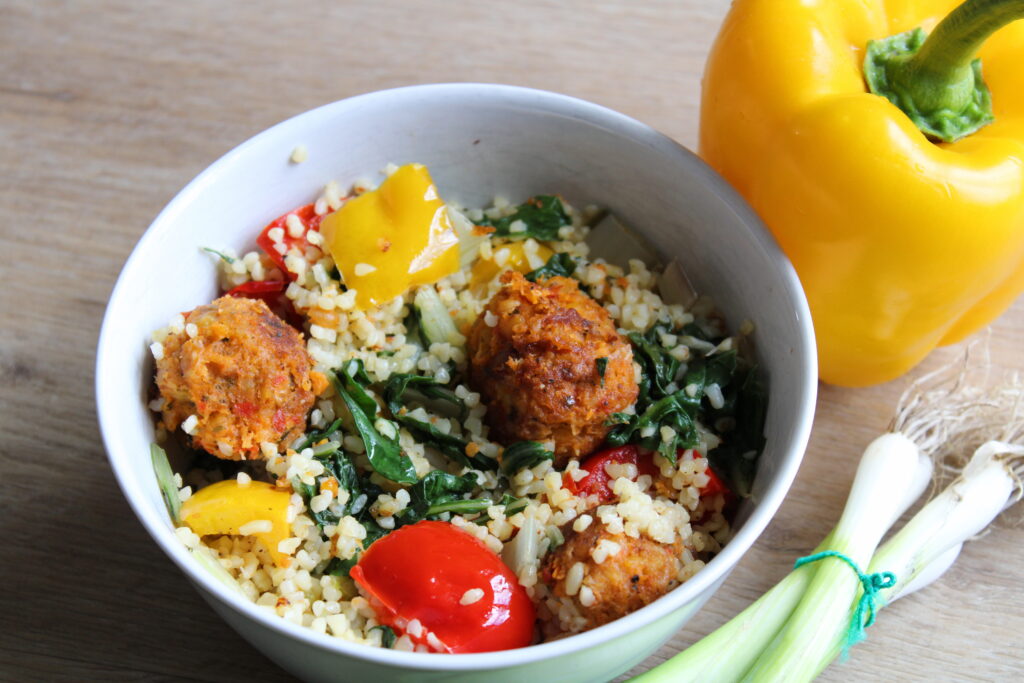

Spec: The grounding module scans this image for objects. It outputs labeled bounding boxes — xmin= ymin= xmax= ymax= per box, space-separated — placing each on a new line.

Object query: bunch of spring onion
xmin=635 ymin=355 xmax=1024 ymax=683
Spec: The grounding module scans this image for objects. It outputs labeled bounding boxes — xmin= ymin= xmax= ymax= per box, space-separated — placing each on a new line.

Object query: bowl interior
xmin=97 ymin=84 xmax=815 ymax=671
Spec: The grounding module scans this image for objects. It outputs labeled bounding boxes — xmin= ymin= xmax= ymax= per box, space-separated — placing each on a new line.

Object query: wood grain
xmin=1 ymin=1 xmax=1021 ymax=681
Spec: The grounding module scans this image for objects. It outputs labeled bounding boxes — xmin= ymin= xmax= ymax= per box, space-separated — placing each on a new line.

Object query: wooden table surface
xmin=3 ymin=1 xmax=1022 ymax=681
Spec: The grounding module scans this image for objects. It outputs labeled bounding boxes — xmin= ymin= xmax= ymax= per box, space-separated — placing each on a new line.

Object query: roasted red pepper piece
xmin=565 ymin=445 xmax=731 ymax=502
xmin=563 ymin=445 xmax=659 ymax=503
xmin=701 ymin=465 xmax=729 ymax=498
xmin=255 ymin=204 xmax=324 ymax=280
xmin=351 ymin=520 xmax=535 ymax=653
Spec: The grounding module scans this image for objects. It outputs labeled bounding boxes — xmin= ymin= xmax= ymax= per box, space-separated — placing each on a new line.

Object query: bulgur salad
xmin=148 ymin=162 xmax=767 ymax=654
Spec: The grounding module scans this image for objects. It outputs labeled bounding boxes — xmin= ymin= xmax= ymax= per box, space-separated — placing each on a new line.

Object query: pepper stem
xmin=864 ymin=0 xmax=1024 ymax=142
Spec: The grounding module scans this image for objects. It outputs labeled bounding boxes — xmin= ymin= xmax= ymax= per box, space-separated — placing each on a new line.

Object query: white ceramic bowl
xmin=96 ymin=84 xmax=816 ymax=682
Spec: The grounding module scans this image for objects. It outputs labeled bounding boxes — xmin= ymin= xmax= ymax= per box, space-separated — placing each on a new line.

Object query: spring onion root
xmin=636 ymin=351 xmax=1024 ymax=683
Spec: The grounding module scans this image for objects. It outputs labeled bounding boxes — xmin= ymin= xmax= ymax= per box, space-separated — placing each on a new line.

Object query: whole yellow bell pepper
xmin=700 ymin=0 xmax=1024 ymax=386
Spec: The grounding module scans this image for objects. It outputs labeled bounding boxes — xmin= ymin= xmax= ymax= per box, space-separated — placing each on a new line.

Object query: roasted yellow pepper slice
xmin=179 ymin=480 xmax=292 ymax=567
xmin=701 ymin=0 xmax=1024 ymax=386
xmin=319 ymin=164 xmax=460 ymax=310
xmin=470 ymin=241 xmax=554 ymax=296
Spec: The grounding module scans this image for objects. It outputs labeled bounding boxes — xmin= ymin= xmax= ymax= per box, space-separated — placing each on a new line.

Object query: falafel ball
xmin=540 ymin=519 xmax=682 ymax=628
xmin=155 ymin=295 xmax=317 ymax=460
xmin=466 ymin=271 xmax=638 ymax=464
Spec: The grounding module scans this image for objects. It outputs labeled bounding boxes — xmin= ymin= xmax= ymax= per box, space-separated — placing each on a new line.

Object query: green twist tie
xmin=793 ymin=551 xmax=896 ymax=659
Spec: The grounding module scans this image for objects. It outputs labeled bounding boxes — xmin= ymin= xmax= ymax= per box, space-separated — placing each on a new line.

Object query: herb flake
xmin=202 ymin=246 xmax=235 ymax=264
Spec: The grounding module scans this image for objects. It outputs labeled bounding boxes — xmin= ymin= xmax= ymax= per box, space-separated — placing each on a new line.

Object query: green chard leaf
xmin=605 ymin=391 xmax=700 ymax=464
xmin=603 ymin=313 xmax=770 ymax=495
xmin=474 ymin=494 xmax=529 ymax=525
xmin=605 ymin=411 xmax=633 ymax=426
xmin=705 ymin=350 xmax=738 ymax=389
xmin=628 ymin=323 xmax=680 ymax=397
xmin=385 ymin=374 xmax=467 ymax=419
xmin=525 ymin=252 xmax=577 ymax=282
xmin=679 ymin=362 xmax=707 ymax=410
xmin=500 ymin=441 xmax=555 ymax=476
xmin=478 ymin=195 xmax=571 ymax=241
xmin=292 ymin=450 xmax=395 ymax=579
xmin=392 ymin=471 xmax=491 ymax=524
xmin=324 ymin=555 xmax=358 ymax=578
xmin=501 ymin=494 xmax=529 ymax=517
xmin=336 ymin=359 xmax=378 ymax=419
xmin=371 ymin=625 xmax=397 ymax=649
xmin=706 ymin=365 xmax=768 ymax=498
xmin=295 ymin=418 xmax=343 ymax=452
xmin=321 ymin=493 xmax=381 ymax=576
xmin=410 ymin=470 xmax=479 ymax=516
xmin=292 ymin=451 xmax=362 ymax=529
xmin=291 ymin=476 xmax=317 ymax=502
xmin=402 ymin=304 xmax=423 ymax=347
xmin=332 ymin=370 xmax=418 ymax=485
xmin=681 ymin=321 xmax=722 ymax=344
xmin=384 ymin=374 xmax=496 ymax=471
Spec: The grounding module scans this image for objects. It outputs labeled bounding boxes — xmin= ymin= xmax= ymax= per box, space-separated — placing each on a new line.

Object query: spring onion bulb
xmin=809 ymin=441 xmax=1024 ymax=679
xmin=888 ymin=543 xmax=962 ymax=602
xmin=634 ymin=356 xmax=1024 ymax=683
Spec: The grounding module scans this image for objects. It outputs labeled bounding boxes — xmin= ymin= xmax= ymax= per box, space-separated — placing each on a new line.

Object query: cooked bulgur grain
xmin=154 ymin=166 xmax=756 ymax=653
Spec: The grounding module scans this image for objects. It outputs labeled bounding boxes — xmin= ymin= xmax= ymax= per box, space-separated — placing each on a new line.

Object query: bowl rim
xmin=96 ymin=82 xmax=816 ymax=672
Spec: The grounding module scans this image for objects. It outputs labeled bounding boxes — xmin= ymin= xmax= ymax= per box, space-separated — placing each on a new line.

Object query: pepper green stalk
xmin=631 ymin=433 xmax=933 ymax=683
xmin=865 ymin=0 xmax=1024 ymax=142
xmin=740 ymin=434 xmax=931 ymax=682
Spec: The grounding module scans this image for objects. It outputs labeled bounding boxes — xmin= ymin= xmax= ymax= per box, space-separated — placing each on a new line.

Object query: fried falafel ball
xmin=466 ymin=271 xmax=638 ymax=465
xmin=155 ymin=295 xmax=321 ymax=460
xmin=540 ymin=519 xmax=682 ymax=629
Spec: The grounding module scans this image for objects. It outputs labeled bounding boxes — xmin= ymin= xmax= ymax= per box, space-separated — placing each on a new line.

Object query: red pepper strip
xmin=227 ymin=280 xmax=290 ymax=295
xmin=564 ymin=445 xmax=732 ymax=503
xmin=226 ymin=280 xmax=304 ymax=330
xmin=701 ymin=465 xmax=729 ymax=498
xmin=255 ymin=204 xmax=325 ymax=281
xmin=563 ymin=445 xmax=660 ymax=504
